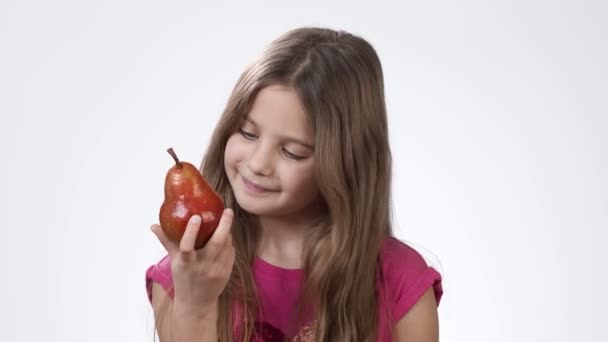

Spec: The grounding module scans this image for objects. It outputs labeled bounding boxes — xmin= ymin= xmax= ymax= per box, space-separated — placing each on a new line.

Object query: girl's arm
xmin=393 ymin=288 xmax=439 ymax=342
xmin=151 ymin=282 xmax=218 ymax=342
xmin=150 ymin=210 xmax=235 ymax=342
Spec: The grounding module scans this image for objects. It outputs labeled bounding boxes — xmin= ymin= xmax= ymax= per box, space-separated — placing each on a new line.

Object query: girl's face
xmin=224 ymin=84 xmax=319 ymax=218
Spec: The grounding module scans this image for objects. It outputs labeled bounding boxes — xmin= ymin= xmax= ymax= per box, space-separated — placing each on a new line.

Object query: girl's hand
xmin=151 ymin=208 xmax=235 ymax=315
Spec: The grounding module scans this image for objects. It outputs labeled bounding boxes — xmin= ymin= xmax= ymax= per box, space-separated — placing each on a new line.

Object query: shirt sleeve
xmin=145 ymin=254 xmax=175 ymax=303
xmin=381 ymin=238 xmax=443 ymax=322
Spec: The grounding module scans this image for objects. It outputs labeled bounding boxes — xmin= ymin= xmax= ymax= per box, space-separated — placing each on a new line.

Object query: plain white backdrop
xmin=1 ymin=0 xmax=606 ymax=341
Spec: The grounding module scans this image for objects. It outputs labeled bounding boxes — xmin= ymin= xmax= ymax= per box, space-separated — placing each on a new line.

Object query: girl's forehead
xmin=245 ymin=85 xmax=314 ymax=141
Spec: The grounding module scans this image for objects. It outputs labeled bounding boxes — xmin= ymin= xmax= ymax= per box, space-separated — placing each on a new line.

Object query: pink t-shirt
xmin=145 ymin=237 xmax=443 ymax=341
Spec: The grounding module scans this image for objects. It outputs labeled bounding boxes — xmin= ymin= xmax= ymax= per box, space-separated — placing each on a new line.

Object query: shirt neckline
xmin=253 ymin=256 xmax=304 ymax=279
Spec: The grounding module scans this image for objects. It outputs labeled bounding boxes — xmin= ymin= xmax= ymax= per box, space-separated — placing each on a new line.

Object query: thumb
xmin=151 ymin=224 xmax=178 ymax=255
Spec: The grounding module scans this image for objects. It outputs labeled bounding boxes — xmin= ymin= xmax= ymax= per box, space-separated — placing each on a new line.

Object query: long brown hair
xmin=199 ymin=27 xmax=393 ymax=341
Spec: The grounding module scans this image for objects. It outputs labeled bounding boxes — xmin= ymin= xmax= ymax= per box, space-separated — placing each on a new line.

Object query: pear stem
xmin=167 ymin=148 xmax=183 ymax=168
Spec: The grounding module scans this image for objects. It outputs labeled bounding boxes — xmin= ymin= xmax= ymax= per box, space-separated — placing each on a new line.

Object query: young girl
xmin=146 ymin=27 xmax=443 ymax=342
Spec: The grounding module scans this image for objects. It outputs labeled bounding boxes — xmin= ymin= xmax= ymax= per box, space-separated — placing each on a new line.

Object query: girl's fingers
xmin=213 ymin=230 xmax=236 ymax=269
xmin=179 ymin=215 xmax=202 ymax=252
xmin=151 ymin=224 xmax=178 ymax=255
xmin=214 ymin=238 xmax=235 ymax=273
xmin=203 ymin=208 xmax=234 ymax=259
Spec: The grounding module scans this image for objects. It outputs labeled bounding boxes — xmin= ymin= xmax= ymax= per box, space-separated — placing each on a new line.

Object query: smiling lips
xmin=242 ymin=176 xmax=275 ymax=193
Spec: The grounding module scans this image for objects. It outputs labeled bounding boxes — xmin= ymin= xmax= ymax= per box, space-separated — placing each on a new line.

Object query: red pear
xmin=159 ymin=148 xmax=224 ymax=249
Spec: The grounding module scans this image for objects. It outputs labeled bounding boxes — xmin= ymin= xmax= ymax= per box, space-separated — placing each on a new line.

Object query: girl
xmin=146 ymin=27 xmax=443 ymax=342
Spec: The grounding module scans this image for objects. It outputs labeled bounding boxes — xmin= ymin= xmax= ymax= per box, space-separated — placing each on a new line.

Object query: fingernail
xmin=191 ymin=215 xmax=201 ymax=224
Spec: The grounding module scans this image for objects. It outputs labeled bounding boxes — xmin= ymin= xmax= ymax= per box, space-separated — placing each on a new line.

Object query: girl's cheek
xmin=224 ymin=135 xmax=239 ymax=165
xmin=225 ymin=134 xmax=250 ymax=165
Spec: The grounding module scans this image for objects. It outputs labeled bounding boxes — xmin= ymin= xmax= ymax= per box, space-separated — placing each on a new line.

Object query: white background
xmin=1 ymin=0 xmax=606 ymax=341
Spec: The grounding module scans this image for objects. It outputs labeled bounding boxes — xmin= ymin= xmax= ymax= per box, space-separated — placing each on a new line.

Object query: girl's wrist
xmin=171 ymin=301 xmax=218 ymax=342
xmin=173 ymin=300 xmax=219 ymax=320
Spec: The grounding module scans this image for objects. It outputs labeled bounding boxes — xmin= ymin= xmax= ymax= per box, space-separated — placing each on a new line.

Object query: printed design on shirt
xmin=292 ymin=324 xmax=314 ymax=342
xmin=251 ymin=321 xmax=316 ymax=342
xmin=251 ymin=321 xmax=285 ymax=341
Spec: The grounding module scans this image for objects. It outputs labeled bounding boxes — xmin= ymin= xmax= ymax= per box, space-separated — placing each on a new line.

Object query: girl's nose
xmin=247 ymin=143 xmax=274 ymax=176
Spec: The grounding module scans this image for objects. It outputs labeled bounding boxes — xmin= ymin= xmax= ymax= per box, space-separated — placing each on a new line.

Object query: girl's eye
xmin=282 ymin=148 xmax=305 ymax=161
xmin=239 ymin=128 xmax=306 ymax=160
xmin=239 ymin=129 xmax=257 ymax=140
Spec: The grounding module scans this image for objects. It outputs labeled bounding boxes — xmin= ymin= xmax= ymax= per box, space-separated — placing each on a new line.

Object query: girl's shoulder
xmin=379 ymin=236 xmax=433 ymax=273
xmin=378 ymin=236 xmax=443 ymax=321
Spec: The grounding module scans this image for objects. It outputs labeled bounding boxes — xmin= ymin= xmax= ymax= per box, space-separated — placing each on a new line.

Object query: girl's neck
xmin=256 ymin=208 xmax=325 ymax=269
